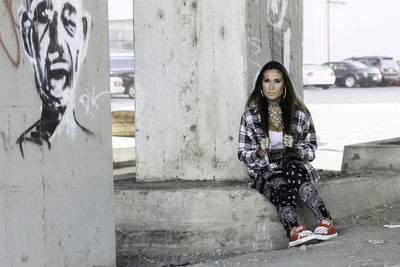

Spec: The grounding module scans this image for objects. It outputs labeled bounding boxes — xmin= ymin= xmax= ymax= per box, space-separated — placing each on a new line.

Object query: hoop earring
xmin=283 ymin=87 xmax=287 ymax=99
xmin=260 ymin=89 xmax=265 ymax=98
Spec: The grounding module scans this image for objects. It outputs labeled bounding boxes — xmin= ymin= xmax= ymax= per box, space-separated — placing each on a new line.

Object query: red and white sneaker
xmin=288 ymin=225 xmax=318 ymax=248
xmin=314 ymin=219 xmax=338 ymax=240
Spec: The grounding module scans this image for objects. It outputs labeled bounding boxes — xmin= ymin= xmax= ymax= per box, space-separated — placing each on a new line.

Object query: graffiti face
xmin=20 ymin=0 xmax=91 ymax=108
xmin=17 ymin=0 xmax=92 ymax=157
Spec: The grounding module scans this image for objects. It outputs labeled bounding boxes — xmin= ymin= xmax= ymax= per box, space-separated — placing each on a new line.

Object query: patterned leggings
xmin=256 ymin=157 xmax=331 ymax=237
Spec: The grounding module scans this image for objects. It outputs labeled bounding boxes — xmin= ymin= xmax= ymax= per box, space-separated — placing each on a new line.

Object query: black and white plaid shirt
xmin=238 ymin=106 xmax=320 ymax=183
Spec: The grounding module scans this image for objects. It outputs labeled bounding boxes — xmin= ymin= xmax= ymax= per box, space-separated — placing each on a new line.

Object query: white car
xmin=110 ymin=76 xmax=125 ymax=95
xmin=303 ymin=64 xmax=336 ymax=89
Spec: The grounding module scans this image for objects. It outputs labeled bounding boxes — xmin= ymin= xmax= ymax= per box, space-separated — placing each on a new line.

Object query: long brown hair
xmin=245 ymin=61 xmax=313 ymax=135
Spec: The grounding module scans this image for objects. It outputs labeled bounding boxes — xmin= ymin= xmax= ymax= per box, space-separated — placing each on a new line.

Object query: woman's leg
xmin=284 ymin=160 xmax=332 ymax=221
xmin=268 ymin=175 xmax=300 ymax=237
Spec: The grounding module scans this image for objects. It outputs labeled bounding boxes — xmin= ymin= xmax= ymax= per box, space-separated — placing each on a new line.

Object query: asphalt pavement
xmin=304 ymin=86 xmax=400 ymax=171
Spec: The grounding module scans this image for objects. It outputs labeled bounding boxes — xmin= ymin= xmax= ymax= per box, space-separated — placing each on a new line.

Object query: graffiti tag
xmin=0 ymin=0 xmax=20 ymax=67
xmin=267 ymin=0 xmax=289 ymax=29
xmin=79 ymin=86 xmax=110 ymax=119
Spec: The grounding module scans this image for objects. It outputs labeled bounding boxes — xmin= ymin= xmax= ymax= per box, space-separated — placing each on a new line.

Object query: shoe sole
xmin=315 ymin=232 xmax=338 ymax=240
xmin=288 ymin=235 xmax=319 ymax=248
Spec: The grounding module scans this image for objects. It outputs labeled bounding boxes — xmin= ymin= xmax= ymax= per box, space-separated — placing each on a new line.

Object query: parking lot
xmin=110 ymin=86 xmax=400 ymax=171
xmin=304 ymin=85 xmax=400 ymax=170
xmin=111 ymin=94 xmax=134 ymax=111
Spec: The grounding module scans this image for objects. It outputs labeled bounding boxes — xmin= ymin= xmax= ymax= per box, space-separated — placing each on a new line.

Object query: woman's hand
xmin=283 ymin=134 xmax=294 ymax=147
xmin=260 ymin=137 xmax=270 ymax=151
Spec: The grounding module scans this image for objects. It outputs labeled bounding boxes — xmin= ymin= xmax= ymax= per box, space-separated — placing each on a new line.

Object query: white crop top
xmin=268 ymin=130 xmax=285 ymax=150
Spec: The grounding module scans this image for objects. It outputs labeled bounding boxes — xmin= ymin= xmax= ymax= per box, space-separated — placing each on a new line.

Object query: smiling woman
xmin=17 ymin=0 xmax=91 ymax=157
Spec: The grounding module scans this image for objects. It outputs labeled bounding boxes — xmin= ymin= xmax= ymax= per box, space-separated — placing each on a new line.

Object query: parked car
xmin=110 ymin=53 xmax=135 ymax=98
xmin=345 ymin=56 xmax=398 ymax=86
xmin=110 ymin=76 xmax=125 ymax=95
xmin=302 ymin=64 xmax=336 ymax=89
xmin=392 ymin=60 xmax=400 ymax=85
xmin=323 ymin=61 xmax=381 ymax=88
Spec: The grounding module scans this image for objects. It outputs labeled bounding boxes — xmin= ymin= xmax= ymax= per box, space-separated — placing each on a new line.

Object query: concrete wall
xmin=0 ymin=1 xmax=115 ymax=266
xmin=135 ymin=0 xmax=303 ymax=182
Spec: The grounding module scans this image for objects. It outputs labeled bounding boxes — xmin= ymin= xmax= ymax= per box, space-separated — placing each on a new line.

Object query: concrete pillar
xmin=0 ymin=1 xmax=115 ymax=266
xmin=135 ymin=0 xmax=303 ymax=182
xmin=247 ymin=0 xmax=303 ymax=96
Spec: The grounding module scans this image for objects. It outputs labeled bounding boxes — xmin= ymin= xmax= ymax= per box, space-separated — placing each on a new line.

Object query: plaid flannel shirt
xmin=238 ymin=106 xmax=320 ymax=184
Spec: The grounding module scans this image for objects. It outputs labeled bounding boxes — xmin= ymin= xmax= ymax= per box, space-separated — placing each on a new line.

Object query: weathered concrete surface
xmin=246 ymin=0 xmax=303 ymax=96
xmin=342 ymin=137 xmax=400 ymax=174
xmin=114 ymin=174 xmax=400 ymax=258
xmin=134 ymin=0 xmax=303 ymax=182
xmin=298 ymin=173 xmax=400 ymax=227
xmin=115 ymin=181 xmax=287 ymax=258
xmin=191 ymin=201 xmax=400 ymax=267
xmin=0 ymin=1 xmax=115 ymax=266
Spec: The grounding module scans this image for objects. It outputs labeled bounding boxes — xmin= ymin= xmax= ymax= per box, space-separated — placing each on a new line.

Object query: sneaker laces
xmin=298 ymin=230 xmax=313 ymax=238
xmin=315 ymin=226 xmax=328 ymax=234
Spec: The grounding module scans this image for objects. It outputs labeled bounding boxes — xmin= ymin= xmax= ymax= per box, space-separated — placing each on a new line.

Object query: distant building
xmin=108 ymin=0 xmax=134 ymax=51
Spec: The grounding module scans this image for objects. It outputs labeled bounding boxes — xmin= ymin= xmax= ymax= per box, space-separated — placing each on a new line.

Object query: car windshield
xmin=347 ymin=61 xmax=367 ymax=69
xmin=382 ymin=59 xmax=397 ymax=67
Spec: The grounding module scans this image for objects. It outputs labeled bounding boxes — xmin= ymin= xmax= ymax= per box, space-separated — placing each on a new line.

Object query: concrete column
xmin=135 ymin=0 xmax=303 ymax=182
xmin=0 ymin=1 xmax=115 ymax=266
xmin=247 ymin=0 xmax=303 ymax=96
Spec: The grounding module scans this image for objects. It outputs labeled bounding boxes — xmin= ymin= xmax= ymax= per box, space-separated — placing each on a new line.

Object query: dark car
xmin=323 ymin=61 xmax=382 ymax=88
xmin=110 ymin=53 xmax=135 ymax=98
xmin=345 ymin=56 xmax=399 ymax=86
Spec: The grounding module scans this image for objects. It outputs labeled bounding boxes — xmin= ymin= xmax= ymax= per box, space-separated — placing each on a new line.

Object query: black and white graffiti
xmin=17 ymin=0 xmax=91 ymax=157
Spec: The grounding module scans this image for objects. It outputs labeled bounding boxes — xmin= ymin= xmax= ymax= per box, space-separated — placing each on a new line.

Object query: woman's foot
xmin=288 ymin=225 xmax=318 ymax=248
xmin=314 ymin=219 xmax=338 ymax=240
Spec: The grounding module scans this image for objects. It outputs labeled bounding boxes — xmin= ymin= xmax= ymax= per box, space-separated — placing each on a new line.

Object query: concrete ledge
xmin=115 ymin=181 xmax=287 ymax=258
xmin=342 ymin=137 xmax=400 ymax=173
xmin=298 ymin=174 xmax=400 ymax=227
xmin=112 ymin=137 xmax=135 ymax=168
xmin=113 ymin=147 xmax=135 ymax=168
xmin=114 ymin=174 xmax=400 ymax=258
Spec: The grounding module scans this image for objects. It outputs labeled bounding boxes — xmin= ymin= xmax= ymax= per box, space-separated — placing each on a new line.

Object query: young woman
xmin=238 ymin=61 xmax=337 ymax=247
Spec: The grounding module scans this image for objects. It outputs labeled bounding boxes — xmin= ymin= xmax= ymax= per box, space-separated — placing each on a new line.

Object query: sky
xmin=108 ymin=0 xmax=133 ymax=20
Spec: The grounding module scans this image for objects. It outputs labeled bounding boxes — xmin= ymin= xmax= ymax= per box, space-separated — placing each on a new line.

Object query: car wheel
xmin=344 ymin=75 xmax=356 ymax=88
xmin=126 ymin=84 xmax=135 ymax=98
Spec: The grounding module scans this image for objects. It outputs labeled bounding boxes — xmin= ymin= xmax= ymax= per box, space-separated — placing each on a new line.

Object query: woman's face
xmin=262 ymin=69 xmax=284 ymax=101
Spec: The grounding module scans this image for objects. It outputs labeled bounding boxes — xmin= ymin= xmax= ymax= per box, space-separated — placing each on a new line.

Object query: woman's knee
xmin=284 ymin=160 xmax=309 ymax=182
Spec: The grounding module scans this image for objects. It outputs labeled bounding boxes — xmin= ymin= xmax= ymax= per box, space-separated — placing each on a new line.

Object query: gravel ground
xmin=117 ymin=201 xmax=400 ymax=267
xmin=193 ymin=201 xmax=400 ymax=267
